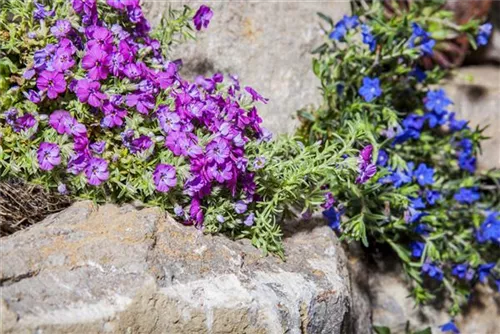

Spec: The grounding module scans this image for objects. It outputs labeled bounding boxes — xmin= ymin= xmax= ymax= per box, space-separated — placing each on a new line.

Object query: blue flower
xmin=422 ymin=261 xmax=443 ymax=281
xmin=439 ymin=320 xmax=460 ymax=333
xmin=425 ymin=190 xmax=441 ymax=205
xmin=343 ymin=15 xmax=359 ymax=29
xmin=425 ymin=110 xmax=448 ymax=128
xmin=414 ymin=163 xmax=434 ymax=186
xmin=477 ymin=263 xmax=495 ymax=283
xmin=425 ymin=89 xmax=453 ymax=115
xmin=376 ymin=149 xmax=388 ymax=166
xmin=359 ymin=77 xmax=382 ymax=102
xmin=410 ymin=197 xmax=426 ymax=210
xmin=392 ymin=166 xmax=413 ymax=188
xmin=420 ymin=39 xmax=436 ymax=56
xmin=410 ymin=66 xmax=427 ymax=82
xmin=323 ymin=207 xmax=342 ymax=230
xmin=477 ymin=212 xmax=500 ymax=245
xmin=361 ymin=24 xmax=376 ymax=52
xmin=458 ymin=153 xmax=476 ymax=174
xmin=329 ymin=15 xmax=359 ymax=41
xmin=329 ymin=20 xmax=347 ymax=41
xmin=410 ymin=241 xmax=425 ymax=258
xmin=403 ymin=114 xmax=425 ymax=131
xmin=451 ymin=264 xmax=468 ymax=279
xmin=409 ymin=23 xmax=435 ymax=56
xmin=414 ymin=222 xmax=431 ymax=235
xmin=448 ymin=112 xmax=468 ymax=132
xmin=454 ymin=187 xmax=480 ymax=205
xmin=477 ymin=23 xmax=492 ymax=47
xmin=459 ymin=138 xmax=473 ymax=155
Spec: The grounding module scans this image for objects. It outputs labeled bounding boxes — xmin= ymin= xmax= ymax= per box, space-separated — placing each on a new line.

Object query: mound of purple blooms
xmin=5 ymin=0 xmax=271 ymax=227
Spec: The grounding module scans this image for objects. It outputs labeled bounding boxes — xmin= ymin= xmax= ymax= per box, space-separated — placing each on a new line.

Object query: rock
xmin=444 ymin=65 xmax=500 ymax=170
xmin=0 ymin=202 xmax=367 ymax=334
xmin=143 ymin=1 xmax=351 ymax=135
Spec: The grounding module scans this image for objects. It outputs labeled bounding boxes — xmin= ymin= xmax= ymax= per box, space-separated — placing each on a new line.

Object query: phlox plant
xmin=298 ymin=0 xmax=500 ymax=322
xmin=0 ymin=0 xmax=360 ymax=257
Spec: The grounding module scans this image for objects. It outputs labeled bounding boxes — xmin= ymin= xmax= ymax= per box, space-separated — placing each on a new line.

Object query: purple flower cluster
xmin=13 ymin=1 xmax=266 ymax=227
xmin=355 ymin=145 xmax=377 ymax=184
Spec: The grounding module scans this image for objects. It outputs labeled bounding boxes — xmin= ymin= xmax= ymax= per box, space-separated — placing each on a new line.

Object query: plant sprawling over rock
xmin=0 ymin=0 xmax=358 ymax=256
xmin=298 ymin=0 xmax=499 ymax=324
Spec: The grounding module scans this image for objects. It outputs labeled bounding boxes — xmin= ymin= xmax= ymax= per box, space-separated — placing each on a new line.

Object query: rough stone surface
xmin=444 ymin=65 xmax=500 ymax=170
xmin=143 ymin=1 xmax=351 ymax=135
xmin=0 ymin=202 xmax=367 ymax=334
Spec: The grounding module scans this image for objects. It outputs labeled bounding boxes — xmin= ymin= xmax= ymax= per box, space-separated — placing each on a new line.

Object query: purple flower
xmin=37 ymin=142 xmax=61 ymax=171
xmin=23 ymin=68 xmax=36 ymax=80
xmin=72 ymin=0 xmax=96 ymax=15
xmin=174 ymin=204 xmax=184 ymax=217
xmin=34 ymin=2 xmax=54 ymax=20
xmin=409 ymin=23 xmax=435 ymax=56
xmin=253 ymin=156 xmax=266 ymax=170
xmin=243 ymin=213 xmax=255 ymax=226
xmin=322 ymin=192 xmax=335 ymax=210
xmin=208 ymin=162 xmax=233 ymax=183
xmin=23 ymin=90 xmax=41 ymax=103
xmin=376 ymin=149 xmax=388 ymax=166
xmin=245 ymin=86 xmax=269 ymax=104
xmin=451 ymin=264 xmax=468 ymax=279
xmin=85 ymin=157 xmax=109 ymax=186
xmin=193 ymin=5 xmax=213 ymax=31
xmin=206 ymin=138 xmax=230 ymax=164
xmin=101 ymin=103 xmax=127 ymax=128
xmin=329 ymin=20 xmax=347 ymax=41
xmin=82 ymin=46 xmax=109 ymax=80
xmin=153 ymin=164 xmax=177 ymax=192
xmin=15 ymin=113 xmax=36 ymax=131
xmin=67 ymin=151 xmax=89 ymax=175
xmin=130 ymin=135 xmax=153 ymax=153
xmin=51 ymin=20 xmax=71 ymax=38
xmin=57 ymin=183 xmax=68 ymax=195
xmin=158 ymin=108 xmax=181 ymax=133
xmin=476 ymin=212 xmax=500 ymax=245
xmin=359 ymin=77 xmax=382 ymax=102
xmin=425 ymin=190 xmax=441 ymax=205
xmin=53 ymin=47 xmax=75 ymax=72
xmin=76 ymin=79 xmax=107 ymax=107
xmin=90 ymin=141 xmax=106 ymax=154
xmin=123 ymin=63 xmax=142 ymax=80
xmin=49 ymin=110 xmax=73 ymax=134
xmin=234 ymin=201 xmax=247 ymax=214
xmin=87 ymin=27 xmax=114 ymax=51
xmin=190 ymin=197 xmax=204 ymax=226
xmin=126 ymin=93 xmax=155 ymax=115
xmin=37 ymin=70 xmax=66 ymax=99
xmin=356 ymin=163 xmax=376 ymax=184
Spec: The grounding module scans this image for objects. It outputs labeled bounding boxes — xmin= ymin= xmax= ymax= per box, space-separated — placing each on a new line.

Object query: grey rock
xmin=0 ymin=202 xmax=367 ymax=334
xmin=444 ymin=65 xmax=500 ymax=170
xmin=143 ymin=1 xmax=351 ymax=135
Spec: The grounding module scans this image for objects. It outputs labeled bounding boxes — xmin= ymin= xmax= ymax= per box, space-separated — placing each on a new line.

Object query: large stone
xmin=0 ymin=202 xmax=368 ymax=334
xmin=143 ymin=1 xmax=351 ymax=135
xmin=444 ymin=65 xmax=500 ymax=170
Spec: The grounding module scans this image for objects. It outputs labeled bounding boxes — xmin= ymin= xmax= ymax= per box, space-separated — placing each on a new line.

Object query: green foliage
xmin=298 ymin=0 xmax=500 ymax=317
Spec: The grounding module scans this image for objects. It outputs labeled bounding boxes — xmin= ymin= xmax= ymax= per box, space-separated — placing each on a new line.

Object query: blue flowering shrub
xmin=298 ymin=0 xmax=500 ymax=319
xmin=0 ymin=0 xmax=360 ymax=257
